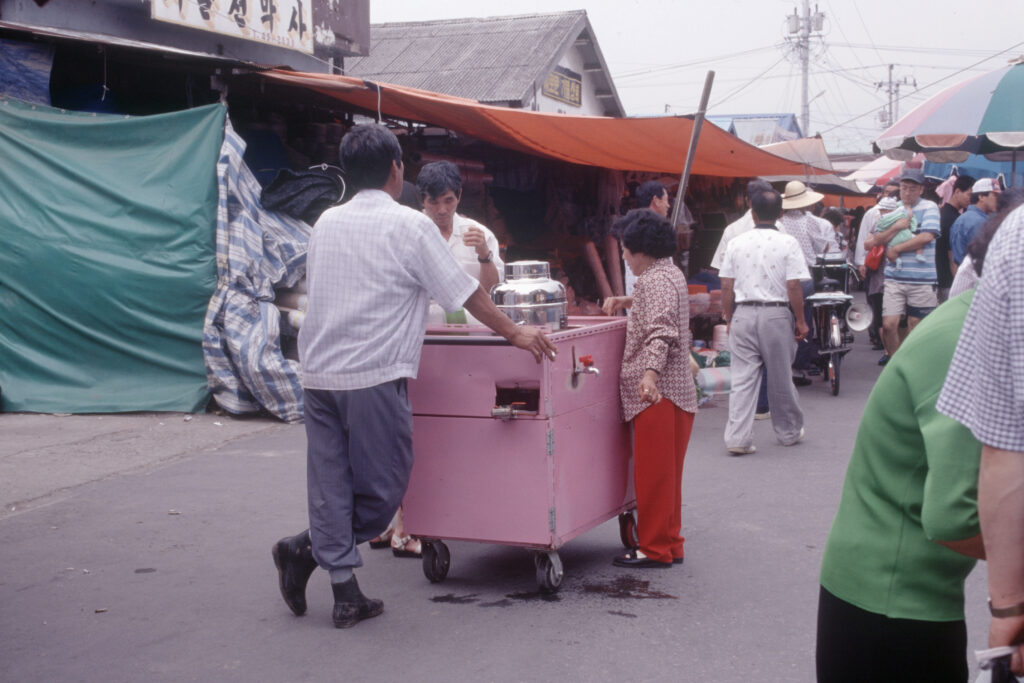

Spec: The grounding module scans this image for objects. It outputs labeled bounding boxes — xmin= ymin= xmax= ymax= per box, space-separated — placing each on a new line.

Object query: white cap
xmin=878 ymin=197 xmax=900 ymax=211
xmin=972 ymin=177 xmax=1001 ymax=194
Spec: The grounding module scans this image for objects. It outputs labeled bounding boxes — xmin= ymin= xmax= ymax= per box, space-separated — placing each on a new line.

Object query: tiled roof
xmin=345 ymin=11 xmax=618 ymax=110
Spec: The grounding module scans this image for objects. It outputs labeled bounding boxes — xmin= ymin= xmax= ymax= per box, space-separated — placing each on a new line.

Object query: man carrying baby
xmin=864 ymin=167 xmax=940 ymax=359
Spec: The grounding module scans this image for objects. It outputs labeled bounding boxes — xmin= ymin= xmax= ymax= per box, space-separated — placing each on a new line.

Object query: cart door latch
xmin=491 ymin=402 xmax=538 ymax=420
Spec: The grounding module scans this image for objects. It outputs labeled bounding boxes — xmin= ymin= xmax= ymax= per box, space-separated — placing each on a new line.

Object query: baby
xmin=875 ymin=196 xmax=926 ymax=271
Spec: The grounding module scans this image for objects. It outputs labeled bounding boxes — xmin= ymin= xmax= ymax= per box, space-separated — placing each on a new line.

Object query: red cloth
xmin=632 ymin=400 xmax=695 ymax=563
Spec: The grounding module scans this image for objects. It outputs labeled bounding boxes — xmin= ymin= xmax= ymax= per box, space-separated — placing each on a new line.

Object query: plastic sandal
xmin=368 ymin=527 xmax=394 ymax=549
xmin=391 ymin=534 xmax=422 ymax=558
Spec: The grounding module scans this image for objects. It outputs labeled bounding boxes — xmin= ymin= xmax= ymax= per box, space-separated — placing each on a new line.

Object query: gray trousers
xmin=725 ymin=306 xmax=804 ymax=449
xmin=304 ymin=381 xmax=414 ymax=574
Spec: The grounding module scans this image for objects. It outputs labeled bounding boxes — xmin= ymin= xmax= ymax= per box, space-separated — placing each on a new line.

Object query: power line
xmin=819 ymin=38 xmax=1024 ymax=135
xmin=613 ymin=44 xmax=781 ymax=80
xmin=708 ymin=56 xmax=789 ymax=110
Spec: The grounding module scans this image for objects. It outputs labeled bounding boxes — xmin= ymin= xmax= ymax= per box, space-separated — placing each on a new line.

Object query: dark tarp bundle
xmin=202 ymin=123 xmax=310 ymax=423
xmin=0 ymin=98 xmax=225 ymax=413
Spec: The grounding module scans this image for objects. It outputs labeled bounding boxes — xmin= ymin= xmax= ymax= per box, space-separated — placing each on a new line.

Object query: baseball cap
xmin=972 ymin=177 xmax=1001 ymax=194
xmin=900 ymin=168 xmax=925 ymax=185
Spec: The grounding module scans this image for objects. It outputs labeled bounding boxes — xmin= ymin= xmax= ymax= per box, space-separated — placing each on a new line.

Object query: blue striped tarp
xmin=202 ymin=122 xmax=311 ymax=423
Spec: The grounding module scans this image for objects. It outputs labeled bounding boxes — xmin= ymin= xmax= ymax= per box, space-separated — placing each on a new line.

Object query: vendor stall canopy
xmin=262 ymin=70 xmax=827 ymax=179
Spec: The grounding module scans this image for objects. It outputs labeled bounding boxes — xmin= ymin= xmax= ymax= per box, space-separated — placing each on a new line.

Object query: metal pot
xmin=490 ymin=260 xmax=568 ymax=330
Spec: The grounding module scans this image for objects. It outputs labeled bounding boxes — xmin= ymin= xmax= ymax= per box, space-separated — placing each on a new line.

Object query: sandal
xmin=391 ymin=534 xmax=422 ymax=558
xmin=368 ymin=527 xmax=394 ymax=549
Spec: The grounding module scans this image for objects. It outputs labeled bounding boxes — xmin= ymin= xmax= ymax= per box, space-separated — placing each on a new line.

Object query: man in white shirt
xmin=417 ymin=160 xmax=504 ymax=293
xmin=272 ymin=125 xmax=556 ymax=630
xmin=623 ymin=180 xmax=672 ymax=295
xmin=709 ymin=180 xmax=774 ymax=271
xmin=719 ymin=187 xmax=809 ymax=455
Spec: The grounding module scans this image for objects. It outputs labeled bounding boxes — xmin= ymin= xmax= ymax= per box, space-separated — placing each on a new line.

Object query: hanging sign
xmin=541 ymin=66 xmax=582 ymax=108
xmin=152 ymin=0 xmax=314 ymax=55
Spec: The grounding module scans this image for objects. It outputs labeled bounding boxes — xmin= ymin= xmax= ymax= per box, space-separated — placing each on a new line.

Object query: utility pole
xmin=786 ymin=2 xmax=825 ymax=137
xmin=875 ymin=65 xmax=916 ymax=129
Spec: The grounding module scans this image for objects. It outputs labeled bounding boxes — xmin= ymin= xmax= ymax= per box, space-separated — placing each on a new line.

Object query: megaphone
xmin=845 ymin=303 xmax=873 ymax=332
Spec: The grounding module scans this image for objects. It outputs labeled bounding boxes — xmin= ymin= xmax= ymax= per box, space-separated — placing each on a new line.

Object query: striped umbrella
xmin=873 ymin=59 xmax=1024 ymax=181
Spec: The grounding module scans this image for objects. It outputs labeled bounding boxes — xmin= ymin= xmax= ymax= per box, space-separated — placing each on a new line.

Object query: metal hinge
xmin=549 ymin=507 xmax=556 ymax=533
xmin=546 ymin=429 xmax=554 ymax=455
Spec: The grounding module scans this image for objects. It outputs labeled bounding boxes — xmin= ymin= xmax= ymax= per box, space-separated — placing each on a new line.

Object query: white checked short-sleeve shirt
xmin=718 ymin=226 xmax=810 ymax=303
xmin=299 ymin=189 xmax=479 ymax=390
xmin=938 ymin=205 xmax=1024 ymax=450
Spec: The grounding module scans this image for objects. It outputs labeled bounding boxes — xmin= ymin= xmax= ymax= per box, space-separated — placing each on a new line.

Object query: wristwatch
xmin=989 ymin=597 xmax=1024 ymax=618
xmin=478 ymin=250 xmax=493 ymax=264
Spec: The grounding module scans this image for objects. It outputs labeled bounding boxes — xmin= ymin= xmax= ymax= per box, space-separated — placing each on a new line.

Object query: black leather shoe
xmin=332 ymin=575 xmax=384 ymax=628
xmin=272 ymin=530 xmax=318 ymax=616
xmin=673 ymin=557 xmax=684 ymax=565
xmin=792 ymin=375 xmax=812 ymax=387
xmin=612 ymin=550 xmax=672 ymax=569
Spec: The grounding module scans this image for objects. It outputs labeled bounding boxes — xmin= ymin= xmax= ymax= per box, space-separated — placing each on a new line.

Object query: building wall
xmin=533 ymin=44 xmax=607 ymax=117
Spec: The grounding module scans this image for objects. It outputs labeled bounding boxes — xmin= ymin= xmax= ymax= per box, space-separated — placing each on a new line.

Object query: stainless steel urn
xmin=490 ymin=260 xmax=568 ymax=331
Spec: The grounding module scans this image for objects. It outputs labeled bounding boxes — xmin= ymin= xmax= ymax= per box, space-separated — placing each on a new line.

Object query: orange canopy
xmin=263 ymin=70 xmax=826 ymax=178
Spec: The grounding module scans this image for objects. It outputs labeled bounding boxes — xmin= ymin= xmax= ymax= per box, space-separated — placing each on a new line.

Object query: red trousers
xmin=632 ymin=401 xmax=694 ymax=564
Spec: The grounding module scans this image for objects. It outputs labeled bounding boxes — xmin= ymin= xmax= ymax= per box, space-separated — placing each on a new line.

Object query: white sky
xmin=369 ymin=1 xmax=1024 ymax=155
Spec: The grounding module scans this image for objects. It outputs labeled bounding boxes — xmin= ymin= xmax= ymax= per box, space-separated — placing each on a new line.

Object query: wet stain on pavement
xmin=134 ymin=568 xmax=157 ymax=574
xmin=581 ymin=576 xmax=677 ymax=600
xmin=430 ymin=593 xmax=479 ymax=604
xmin=608 ymin=610 xmax=638 ymax=618
xmin=477 ymin=598 xmax=514 ymax=608
xmin=505 ymin=591 xmax=560 ymax=603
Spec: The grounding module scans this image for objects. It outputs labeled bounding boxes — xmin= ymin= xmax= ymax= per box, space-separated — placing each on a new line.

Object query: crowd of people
xmin=267 ymin=122 xmax=1024 ymax=682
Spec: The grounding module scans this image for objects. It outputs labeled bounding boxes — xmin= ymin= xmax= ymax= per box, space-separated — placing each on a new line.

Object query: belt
xmin=737 ymin=301 xmax=788 ymax=307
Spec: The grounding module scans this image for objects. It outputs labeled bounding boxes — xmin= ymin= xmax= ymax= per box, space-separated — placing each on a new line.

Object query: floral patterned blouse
xmin=619 ymin=258 xmax=698 ymax=422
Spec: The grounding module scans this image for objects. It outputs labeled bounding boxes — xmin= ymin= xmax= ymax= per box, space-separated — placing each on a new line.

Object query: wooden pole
xmin=671 ymin=71 xmax=715 ymax=227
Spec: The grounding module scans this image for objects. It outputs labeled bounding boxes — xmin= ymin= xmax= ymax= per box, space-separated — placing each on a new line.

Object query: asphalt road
xmin=0 ymin=333 xmax=989 ymax=682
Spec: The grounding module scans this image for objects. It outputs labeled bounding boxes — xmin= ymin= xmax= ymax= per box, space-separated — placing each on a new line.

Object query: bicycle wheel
xmin=829 ymin=352 xmax=841 ymax=396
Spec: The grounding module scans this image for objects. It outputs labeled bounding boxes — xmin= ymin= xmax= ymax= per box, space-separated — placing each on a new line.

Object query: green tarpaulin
xmin=0 ymin=98 xmax=226 ymax=413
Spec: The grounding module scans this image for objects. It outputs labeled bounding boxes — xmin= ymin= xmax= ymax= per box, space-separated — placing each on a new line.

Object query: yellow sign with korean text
xmin=542 ymin=68 xmax=582 ymax=108
xmin=152 ymin=0 xmax=314 ymax=55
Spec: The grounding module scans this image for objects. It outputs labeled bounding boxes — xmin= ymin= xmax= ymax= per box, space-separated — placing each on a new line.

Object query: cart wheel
xmin=829 ymin=353 xmax=841 ymax=396
xmin=421 ymin=540 xmax=450 ymax=583
xmin=534 ymin=551 xmax=563 ymax=594
xmin=618 ymin=511 xmax=639 ymax=549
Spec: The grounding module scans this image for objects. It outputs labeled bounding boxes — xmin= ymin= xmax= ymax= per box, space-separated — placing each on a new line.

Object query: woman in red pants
xmin=603 ymin=208 xmax=697 ymax=568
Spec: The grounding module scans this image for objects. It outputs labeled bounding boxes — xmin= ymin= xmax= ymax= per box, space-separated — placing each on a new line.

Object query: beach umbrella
xmin=873 ymin=59 xmax=1024 ymax=184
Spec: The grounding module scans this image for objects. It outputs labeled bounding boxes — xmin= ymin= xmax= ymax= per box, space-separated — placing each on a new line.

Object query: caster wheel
xmin=535 ymin=550 xmax=563 ymax=594
xmin=421 ymin=540 xmax=450 ymax=583
xmin=618 ymin=511 xmax=639 ymax=549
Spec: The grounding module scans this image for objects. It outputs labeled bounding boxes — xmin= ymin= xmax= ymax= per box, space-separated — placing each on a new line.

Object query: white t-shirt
xmin=718 ymin=226 xmax=810 ymax=303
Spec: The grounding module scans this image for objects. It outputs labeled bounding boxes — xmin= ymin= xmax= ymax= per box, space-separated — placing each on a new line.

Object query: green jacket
xmin=820 ymin=291 xmax=981 ymax=621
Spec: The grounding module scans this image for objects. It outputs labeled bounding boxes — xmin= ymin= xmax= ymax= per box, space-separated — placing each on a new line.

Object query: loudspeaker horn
xmin=845 ymin=303 xmax=873 ymax=332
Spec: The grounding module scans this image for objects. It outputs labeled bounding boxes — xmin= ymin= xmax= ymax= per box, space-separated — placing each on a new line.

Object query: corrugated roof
xmin=345 ymin=11 xmax=609 ymax=108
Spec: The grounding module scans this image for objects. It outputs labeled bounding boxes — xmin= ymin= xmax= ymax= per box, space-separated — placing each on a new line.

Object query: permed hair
xmin=616 ymin=209 xmax=677 ymax=258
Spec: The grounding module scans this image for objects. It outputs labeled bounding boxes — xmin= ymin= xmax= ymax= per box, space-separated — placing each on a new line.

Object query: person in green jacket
xmin=816 ymin=289 xmax=983 ymax=682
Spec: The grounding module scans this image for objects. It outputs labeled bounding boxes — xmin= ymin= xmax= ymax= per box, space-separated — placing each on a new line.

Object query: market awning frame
xmin=261 ymin=69 xmax=830 ymax=178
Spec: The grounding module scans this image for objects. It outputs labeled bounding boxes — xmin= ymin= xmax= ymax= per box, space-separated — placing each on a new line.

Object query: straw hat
xmin=781 ymin=180 xmax=825 ymax=210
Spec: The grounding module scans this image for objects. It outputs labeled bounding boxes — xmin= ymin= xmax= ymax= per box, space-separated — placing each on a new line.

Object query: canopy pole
xmin=1012 ymin=149 xmax=1018 ymax=187
xmin=671 ymin=71 xmax=715 ymax=227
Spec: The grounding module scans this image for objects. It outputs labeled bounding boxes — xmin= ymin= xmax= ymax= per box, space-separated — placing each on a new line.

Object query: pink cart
xmin=405 ymin=316 xmax=637 ymax=593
